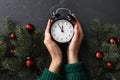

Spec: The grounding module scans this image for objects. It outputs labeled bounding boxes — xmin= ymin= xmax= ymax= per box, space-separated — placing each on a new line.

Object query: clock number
xmin=66 ymin=23 xmax=67 ymax=25
xmin=57 ymin=37 xmax=59 ymax=40
xmin=53 ymin=34 xmax=56 ymax=36
xmin=61 ymin=38 xmax=63 ymax=41
xmin=52 ymin=29 xmax=55 ymax=32
xmin=70 ymin=30 xmax=72 ymax=33
xmin=66 ymin=37 xmax=68 ymax=41
xmin=69 ymin=34 xmax=71 ymax=37
xmin=69 ymin=26 xmax=71 ymax=29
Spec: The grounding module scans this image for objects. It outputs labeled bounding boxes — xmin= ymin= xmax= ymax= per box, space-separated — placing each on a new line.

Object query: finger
xmin=74 ymin=16 xmax=78 ymax=22
xmin=74 ymin=24 xmax=80 ymax=38
xmin=45 ymin=19 xmax=52 ymax=33
xmin=44 ymin=19 xmax=53 ymax=40
xmin=73 ymin=16 xmax=82 ymax=26
xmin=73 ymin=17 xmax=84 ymax=38
xmin=71 ymin=24 xmax=80 ymax=43
xmin=78 ymin=23 xmax=84 ymax=39
xmin=73 ymin=15 xmax=79 ymax=23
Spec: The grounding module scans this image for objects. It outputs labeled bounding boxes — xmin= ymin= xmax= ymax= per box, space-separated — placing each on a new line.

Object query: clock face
xmin=51 ymin=19 xmax=74 ymax=43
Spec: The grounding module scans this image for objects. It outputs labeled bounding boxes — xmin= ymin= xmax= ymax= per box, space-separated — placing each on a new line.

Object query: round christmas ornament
xmin=109 ymin=38 xmax=118 ymax=44
xmin=9 ymin=49 xmax=14 ymax=54
xmin=95 ymin=51 xmax=103 ymax=59
xmin=26 ymin=24 xmax=34 ymax=31
xmin=0 ymin=18 xmax=46 ymax=78
xmin=10 ymin=33 xmax=16 ymax=39
xmin=26 ymin=57 xmax=34 ymax=67
xmin=106 ymin=62 xmax=112 ymax=68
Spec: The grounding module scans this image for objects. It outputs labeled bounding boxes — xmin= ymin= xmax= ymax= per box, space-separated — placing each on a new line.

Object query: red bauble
xmin=10 ymin=34 xmax=16 ymax=39
xmin=26 ymin=24 xmax=34 ymax=31
xmin=106 ymin=62 xmax=112 ymax=68
xmin=9 ymin=49 xmax=14 ymax=54
xmin=109 ymin=38 xmax=118 ymax=44
xmin=26 ymin=59 xmax=34 ymax=67
xmin=95 ymin=51 xmax=103 ymax=59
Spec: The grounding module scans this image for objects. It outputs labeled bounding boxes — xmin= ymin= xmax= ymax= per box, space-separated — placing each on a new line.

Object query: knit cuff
xmin=64 ymin=62 xmax=85 ymax=73
xmin=37 ymin=69 xmax=62 ymax=80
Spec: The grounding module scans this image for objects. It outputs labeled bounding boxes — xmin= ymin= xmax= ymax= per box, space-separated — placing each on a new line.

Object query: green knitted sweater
xmin=37 ymin=62 xmax=90 ymax=80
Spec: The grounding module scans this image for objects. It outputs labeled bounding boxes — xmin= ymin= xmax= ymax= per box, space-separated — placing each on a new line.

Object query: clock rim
xmin=50 ymin=18 xmax=74 ymax=44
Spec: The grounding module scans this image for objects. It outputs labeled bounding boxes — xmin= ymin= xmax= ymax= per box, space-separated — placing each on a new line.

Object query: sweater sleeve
xmin=64 ymin=62 xmax=90 ymax=80
xmin=36 ymin=69 xmax=62 ymax=80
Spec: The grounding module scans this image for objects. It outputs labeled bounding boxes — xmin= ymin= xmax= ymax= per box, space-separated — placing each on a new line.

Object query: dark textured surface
xmin=0 ymin=0 xmax=120 ymax=80
xmin=0 ymin=0 xmax=120 ymax=31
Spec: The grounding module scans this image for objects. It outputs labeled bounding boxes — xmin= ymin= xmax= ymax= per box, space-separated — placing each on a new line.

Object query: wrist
xmin=51 ymin=57 xmax=62 ymax=65
xmin=52 ymin=59 xmax=62 ymax=66
xmin=49 ymin=60 xmax=62 ymax=74
xmin=68 ymin=56 xmax=79 ymax=64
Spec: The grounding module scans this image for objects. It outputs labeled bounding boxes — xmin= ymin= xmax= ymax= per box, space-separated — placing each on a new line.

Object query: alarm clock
xmin=50 ymin=8 xmax=75 ymax=43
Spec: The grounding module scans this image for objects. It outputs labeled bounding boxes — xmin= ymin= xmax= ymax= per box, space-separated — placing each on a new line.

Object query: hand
xmin=44 ymin=19 xmax=62 ymax=73
xmin=67 ymin=16 xmax=84 ymax=64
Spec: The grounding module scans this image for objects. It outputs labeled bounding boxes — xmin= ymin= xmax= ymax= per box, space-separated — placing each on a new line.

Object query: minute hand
xmin=58 ymin=24 xmax=63 ymax=32
xmin=61 ymin=25 xmax=64 ymax=32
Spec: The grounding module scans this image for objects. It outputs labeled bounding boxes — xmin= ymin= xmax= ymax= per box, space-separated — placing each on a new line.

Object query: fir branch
xmin=87 ymin=19 xmax=120 ymax=79
xmin=4 ymin=17 xmax=16 ymax=34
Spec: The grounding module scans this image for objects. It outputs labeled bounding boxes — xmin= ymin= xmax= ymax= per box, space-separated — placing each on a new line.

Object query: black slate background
xmin=0 ymin=0 xmax=120 ymax=80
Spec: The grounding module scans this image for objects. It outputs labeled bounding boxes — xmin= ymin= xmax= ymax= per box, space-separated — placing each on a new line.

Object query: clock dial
xmin=51 ymin=19 xmax=74 ymax=43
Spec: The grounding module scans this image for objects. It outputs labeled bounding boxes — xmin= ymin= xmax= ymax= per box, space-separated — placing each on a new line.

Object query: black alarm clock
xmin=50 ymin=8 xmax=75 ymax=43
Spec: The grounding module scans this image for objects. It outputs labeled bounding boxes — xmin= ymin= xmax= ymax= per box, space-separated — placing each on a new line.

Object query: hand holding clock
xmin=44 ymin=19 xmax=62 ymax=74
xmin=44 ymin=16 xmax=84 ymax=74
xmin=67 ymin=17 xmax=84 ymax=64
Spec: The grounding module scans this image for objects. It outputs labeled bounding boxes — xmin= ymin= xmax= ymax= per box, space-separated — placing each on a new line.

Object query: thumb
xmin=71 ymin=24 xmax=80 ymax=43
xmin=45 ymin=19 xmax=53 ymax=33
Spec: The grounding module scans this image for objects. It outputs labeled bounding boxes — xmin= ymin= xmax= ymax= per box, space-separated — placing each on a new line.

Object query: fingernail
xmin=50 ymin=18 xmax=53 ymax=23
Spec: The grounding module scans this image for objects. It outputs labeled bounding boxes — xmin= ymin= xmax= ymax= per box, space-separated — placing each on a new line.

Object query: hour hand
xmin=61 ymin=25 xmax=64 ymax=32
xmin=58 ymin=24 xmax=63 ymax=32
